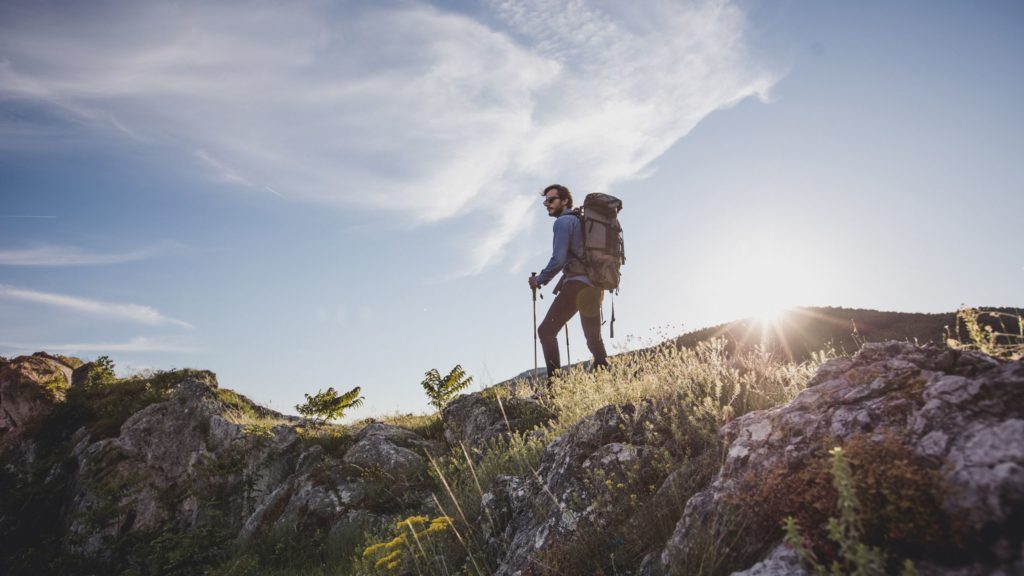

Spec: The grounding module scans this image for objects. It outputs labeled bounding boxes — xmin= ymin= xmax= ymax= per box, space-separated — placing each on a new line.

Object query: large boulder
xmin=343 ymin=421 xmax=442 ymax=480
xmin=443 ymin=389 xmax=554 ymax=448
xmin=0 ymin=353 xmax=76 ymax=453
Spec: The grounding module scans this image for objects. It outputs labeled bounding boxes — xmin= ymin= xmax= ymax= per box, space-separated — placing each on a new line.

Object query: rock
xmin=657 ymin=342 xmax=1024 ymax=575
xmin=0 ymin=354 xmax=75 ymax=453
xmin=729 ymin=544 xmax=807 ymax=576
xmin=65 ymin=376 xmax=302 ymax=553
xmin=488 ymin=402 xmax=673 ymax=576
xmin=237 ymin=424 xmax=443 ymax=543
xmin=443 ymin=390 xmax=554 ymax=447
xmin=343 ymin=424 xmax=432 ymax=480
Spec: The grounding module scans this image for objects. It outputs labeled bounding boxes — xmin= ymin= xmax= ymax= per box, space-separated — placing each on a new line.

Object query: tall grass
xmin=545 ymin=338 xmax=822 ymax=434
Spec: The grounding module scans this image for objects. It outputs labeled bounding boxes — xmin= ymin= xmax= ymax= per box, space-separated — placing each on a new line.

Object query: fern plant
xmin=421 ymin=365 xmax=473 ymax=411
xmin=295 ymin=386 xmax=364 ymax=426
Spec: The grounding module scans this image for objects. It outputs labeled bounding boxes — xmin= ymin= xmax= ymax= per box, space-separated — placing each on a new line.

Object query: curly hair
xmin=541 ymin=184 xmax=573 ymax=209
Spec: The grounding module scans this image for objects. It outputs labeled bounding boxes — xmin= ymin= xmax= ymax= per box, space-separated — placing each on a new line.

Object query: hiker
xmin=528 ymin=184 xmax=609 ymax=382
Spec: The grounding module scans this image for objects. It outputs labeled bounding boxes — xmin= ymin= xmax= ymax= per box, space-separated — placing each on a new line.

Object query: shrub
xmin=783 ymin=447 xmax=917 ymax=576
xmin=421 ymin=365 xmax=473 ymax=411
xmin=739 ymin=433 xmax=965 ymax=570
xmin=295 ymin=386 xmax=364 ymax=427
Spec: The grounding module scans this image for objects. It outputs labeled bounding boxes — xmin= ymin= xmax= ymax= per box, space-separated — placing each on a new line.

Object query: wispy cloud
xmin=0 ymin=243 xmax=169 ymax=266
xmin=195 ymin=148 xmax=253 ymax=187
xmin=0 ymin=337 xmax=197 ymax=354
xmin=0 ymin=285 xmax=194 ymax=328
xmin=0 ymin=0 xmax=777 ymax=274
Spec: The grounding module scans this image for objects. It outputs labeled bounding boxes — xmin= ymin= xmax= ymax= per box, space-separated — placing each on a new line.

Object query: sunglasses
xmin=543 ymin=196 xmax=559 ymax=205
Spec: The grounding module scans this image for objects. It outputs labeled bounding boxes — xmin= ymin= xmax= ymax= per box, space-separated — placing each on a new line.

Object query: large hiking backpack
xmin=570 ymin=193 xmax=625 ymax=292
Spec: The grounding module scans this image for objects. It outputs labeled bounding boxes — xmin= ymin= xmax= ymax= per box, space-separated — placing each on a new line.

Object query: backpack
xmin=568 ymin=193 xmax=625 ymax=292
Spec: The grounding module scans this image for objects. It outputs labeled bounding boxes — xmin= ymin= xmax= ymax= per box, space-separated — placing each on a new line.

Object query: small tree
xmin=85 ymin=355 xmax=118 ymax=388
xmin=295 ymin=386 xmax=364 ymax=427
xmin=421 ymin=365 xmax=473 ymax=411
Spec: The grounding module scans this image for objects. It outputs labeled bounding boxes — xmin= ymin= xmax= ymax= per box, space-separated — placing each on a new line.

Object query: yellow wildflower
xmin=374 ymin=549 xmax=402 ymax=570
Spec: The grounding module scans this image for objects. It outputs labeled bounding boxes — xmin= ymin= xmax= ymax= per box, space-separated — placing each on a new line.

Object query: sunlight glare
xmin=698 ymin=243 xmax=815 ymax=327
xmin=754 ymin=302 xmax=790 ymax=325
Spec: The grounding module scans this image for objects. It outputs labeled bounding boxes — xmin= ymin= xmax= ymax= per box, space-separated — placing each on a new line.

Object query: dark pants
xmin=538 ymin=280 xmax=609 ymax=379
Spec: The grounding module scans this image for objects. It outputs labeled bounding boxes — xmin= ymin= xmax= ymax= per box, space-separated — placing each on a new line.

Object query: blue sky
xmin=2 ymin=0 xmax=1021 ymax=419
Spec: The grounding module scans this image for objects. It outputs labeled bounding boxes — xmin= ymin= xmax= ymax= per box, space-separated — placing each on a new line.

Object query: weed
xmin=357 ymin=515 xmax=460 ymax=575
xmin=947 ymin=306 xmax=1023 ymax=360
xmin=783 ymin=447 xmax=918 ymax=576
xmin=741 ymin=434 xmax=965 ymax=573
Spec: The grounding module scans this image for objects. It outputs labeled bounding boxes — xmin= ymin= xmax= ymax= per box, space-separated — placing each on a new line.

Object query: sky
xmin=1 ymin=0 xmax=1021 ymax=420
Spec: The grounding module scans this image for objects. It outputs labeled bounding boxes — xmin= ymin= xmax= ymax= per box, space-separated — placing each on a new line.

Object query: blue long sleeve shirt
xmin=536 ymin=213 xmax=591 ymax=287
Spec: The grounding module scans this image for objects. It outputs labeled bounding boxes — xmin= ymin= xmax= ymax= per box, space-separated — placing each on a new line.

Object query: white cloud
xmin=0 ymin=243 xmax=168 ymax=266
xmin=0 ymin=0 xmax=777 ymax=274
xmin=0 ymin=337 xmax=197 ymax=354
xmin=0 ymin=285 xmax=194 ymax=328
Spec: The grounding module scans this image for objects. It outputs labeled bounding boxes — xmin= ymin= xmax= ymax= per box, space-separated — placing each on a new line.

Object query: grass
xmin=357 ymin=338 xmax=832 ymax=576
xmin=947 ymin=306 xmax=1024 ymax=360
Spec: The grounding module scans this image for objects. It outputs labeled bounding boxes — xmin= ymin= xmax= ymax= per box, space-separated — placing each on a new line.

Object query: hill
xmin=672 ymin=306 xmax=1023 ymax=361
xmin=1 ymin=309 xmax=1022 ymax=575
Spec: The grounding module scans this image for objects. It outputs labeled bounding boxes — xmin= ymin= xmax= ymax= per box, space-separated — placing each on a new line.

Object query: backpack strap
xmin=563 ymin=208 xmax=588 ymax=276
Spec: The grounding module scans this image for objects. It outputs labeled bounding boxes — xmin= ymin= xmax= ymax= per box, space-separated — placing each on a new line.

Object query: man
xmin=528 ymin=184 xmax=609 ymax=383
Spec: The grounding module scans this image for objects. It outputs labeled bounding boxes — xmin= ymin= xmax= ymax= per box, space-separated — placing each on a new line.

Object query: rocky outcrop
xmin=237 ymin=421 xmax=443 ymax=543
xmin=647 ymin=342 xmax=1024 ymax=575
xmin=0 ymin=353 xmax=75 ymax=453
xmin=66 ymin=377 xmax=304 ymax=552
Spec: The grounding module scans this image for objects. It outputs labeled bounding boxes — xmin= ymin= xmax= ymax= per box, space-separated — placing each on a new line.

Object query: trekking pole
xmin=565 ymin=326 xmax=571 ymax=367
xmin=531 ymin=273 xmax=538 ymax=372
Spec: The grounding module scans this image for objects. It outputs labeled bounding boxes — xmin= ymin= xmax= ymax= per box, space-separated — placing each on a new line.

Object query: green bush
xmin=295 ymin=386 xmax=364 ymax=427
xmin=421 ymin=365 xmax=473 ymax=411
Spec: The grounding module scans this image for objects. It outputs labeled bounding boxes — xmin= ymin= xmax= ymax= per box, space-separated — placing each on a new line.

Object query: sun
xmin=701 ymin=252 xmax=810 ymax=326
xmin=753 ymin=302 xmax=791 ymax=325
